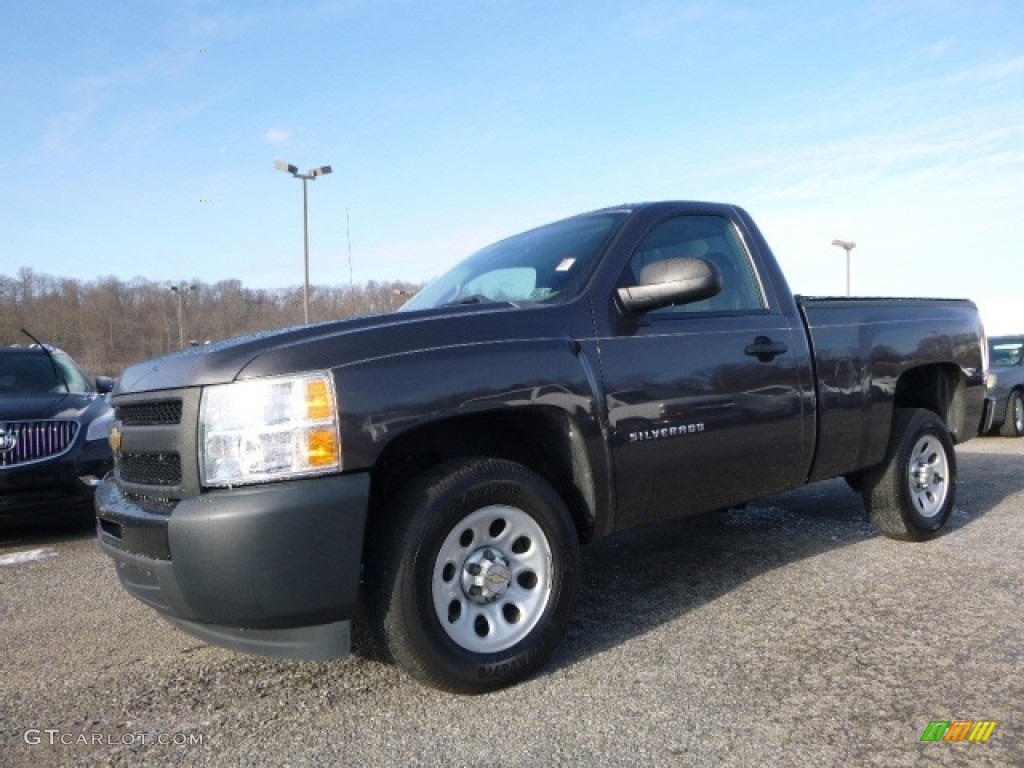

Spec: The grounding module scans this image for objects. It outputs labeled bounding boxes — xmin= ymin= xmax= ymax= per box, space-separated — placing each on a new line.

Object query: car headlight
xmin=199 ymin=372 xmax=341 ymax=487
xmin=986 ymin=372 xmax=998 ymax=389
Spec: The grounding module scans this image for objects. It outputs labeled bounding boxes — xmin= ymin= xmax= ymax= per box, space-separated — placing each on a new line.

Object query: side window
xmin=623 ymin=215 xmax=766 ymax=314
xmin=56 ymin=356 xmax=94 ymax=393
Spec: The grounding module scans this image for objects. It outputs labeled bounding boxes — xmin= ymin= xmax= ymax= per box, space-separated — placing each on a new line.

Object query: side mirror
xmin=95 ymin=376 xmax=116 ymax=394
xmin=617 ymin=257 xmax=723 ymax=314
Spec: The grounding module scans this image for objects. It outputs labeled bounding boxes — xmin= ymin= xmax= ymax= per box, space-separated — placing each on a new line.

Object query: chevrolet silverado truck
xmin=96 ymin=201 xmax=991 ymax=693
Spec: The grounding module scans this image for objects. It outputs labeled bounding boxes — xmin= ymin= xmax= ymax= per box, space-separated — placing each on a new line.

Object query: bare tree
xmin=0 ymin=269 xmax=423 ymax=378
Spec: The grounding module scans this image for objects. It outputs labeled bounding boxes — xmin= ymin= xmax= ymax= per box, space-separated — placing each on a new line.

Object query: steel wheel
xmin=906 ymin=433 xmax=949 ymax=519
xmin=365 ymin=458 xmax=580 ymax=693
xmin=863 ymin=408 xmax=957 ymax=541
xmin=432 ymin=504 xmax=552 ymax=654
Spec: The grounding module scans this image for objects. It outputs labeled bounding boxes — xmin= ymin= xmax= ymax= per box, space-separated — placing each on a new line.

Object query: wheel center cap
xmin=484 ymin=565 xmax=511 ymax=594
xmin=462 ymin=548 xmax=511 ymax=604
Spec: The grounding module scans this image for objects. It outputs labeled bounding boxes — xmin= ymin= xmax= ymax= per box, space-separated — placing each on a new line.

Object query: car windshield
xmin=989 ymin=339 xmax=1023 ymax=367
xmin=0 ymin=350 xmax=94 ymax=395
xmin=399 ymin=211 xmax=628 ymax=311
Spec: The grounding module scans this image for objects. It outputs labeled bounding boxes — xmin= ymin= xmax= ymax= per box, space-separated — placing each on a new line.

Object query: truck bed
xmin=797 ymin=295 xmax=987 ymax=482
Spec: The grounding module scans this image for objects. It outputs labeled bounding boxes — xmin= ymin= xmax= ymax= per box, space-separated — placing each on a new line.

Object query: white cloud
xmin=40 ymin=50 xmax=200 ymax=158
xmin=943 ymin=54 xmax=1024 ymax=85
xmin=264 ymin=127 xmax=293 ymax=144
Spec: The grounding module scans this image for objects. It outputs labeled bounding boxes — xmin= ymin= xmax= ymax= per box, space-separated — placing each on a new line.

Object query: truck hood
xmin=115 ymin=303 xmax=563 ymax=395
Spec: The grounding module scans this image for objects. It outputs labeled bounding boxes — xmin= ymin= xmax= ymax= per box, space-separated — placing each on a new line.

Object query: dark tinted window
xmin=622 ymin=215 xmax=766 ymax=315
xmin=989 ymin=339 xmax=1023 ymax=366
xmin=0 ymin=350 xmax=94 ymax=394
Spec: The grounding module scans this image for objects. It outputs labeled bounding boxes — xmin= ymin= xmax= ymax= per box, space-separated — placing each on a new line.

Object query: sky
xmin=2 ymin=0 xmax=1022 ymax=332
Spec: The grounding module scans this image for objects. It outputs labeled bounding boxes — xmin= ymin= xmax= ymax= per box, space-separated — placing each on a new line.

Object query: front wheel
xmin=862 ymin=408 xmax=957 ymax=541
xmin=365 ymin=458 xmax=580 ymax=694
xmin=999 ymin=390 xmax=1024 ymax=437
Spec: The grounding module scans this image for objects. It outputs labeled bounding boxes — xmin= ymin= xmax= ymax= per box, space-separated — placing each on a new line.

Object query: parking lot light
xmin=275 ymin=161 xmax=333 ymax=325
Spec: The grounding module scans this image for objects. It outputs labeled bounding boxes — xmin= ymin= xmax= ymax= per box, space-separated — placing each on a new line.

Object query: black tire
xmin=999 ymin=390 xmax=1024 ymax=437
xmin=862 ymin=408 xmax=956 ymax=541
xmin=364 ymin=458 xmax=581 ymax=694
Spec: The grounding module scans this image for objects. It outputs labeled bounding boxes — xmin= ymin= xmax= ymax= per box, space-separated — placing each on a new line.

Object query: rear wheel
xmin=999 ymin=390 xmax=1024 ymax=437
xmin=365 ymin=458 xmax=580 ymax=694
xmin=862 ymin=408 xmax=956 ymax=541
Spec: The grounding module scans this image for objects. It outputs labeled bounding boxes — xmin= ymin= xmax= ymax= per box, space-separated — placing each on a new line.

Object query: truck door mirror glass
xmin=617 ymin=257 xmax=722 ymax=313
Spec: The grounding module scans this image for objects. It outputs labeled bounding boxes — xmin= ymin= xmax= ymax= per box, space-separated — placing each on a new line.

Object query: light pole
xmin=167 ymin=282 xmax=198 ymax=350
xmin=831 ymin=239 xmax=856 ymax=296
xmin=274 ymin=160 xmax=332 ymax=324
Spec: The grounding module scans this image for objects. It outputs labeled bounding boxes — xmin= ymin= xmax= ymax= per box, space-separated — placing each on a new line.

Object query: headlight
xmin=986 ymin=372 xmax=997 ymax=389
xmin=200 ymin=372 xmax=341 ymax=487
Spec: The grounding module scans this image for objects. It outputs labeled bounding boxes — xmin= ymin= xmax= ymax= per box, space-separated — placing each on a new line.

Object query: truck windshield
xmin=0 ymin=350 xmax=94 ymax=395
xmin=400 ymin=211 xmax=628 ymax=311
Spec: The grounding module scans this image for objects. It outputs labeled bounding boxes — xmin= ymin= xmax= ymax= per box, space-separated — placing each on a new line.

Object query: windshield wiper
xmin=21 ymin=328 xmax=69 ymax=393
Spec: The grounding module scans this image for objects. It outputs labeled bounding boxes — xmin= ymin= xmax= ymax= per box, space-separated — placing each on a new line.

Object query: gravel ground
xmin=2 ymin=438 xmax=1021 ymax=767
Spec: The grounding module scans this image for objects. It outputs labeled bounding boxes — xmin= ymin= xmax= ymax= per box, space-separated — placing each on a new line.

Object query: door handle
xmin=745 ymin=336 xmax=788 ymax=362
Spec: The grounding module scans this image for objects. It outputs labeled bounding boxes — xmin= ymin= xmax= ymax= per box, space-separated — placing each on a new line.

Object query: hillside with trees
xmin=0 ymin=268 xmax=421 ymax=378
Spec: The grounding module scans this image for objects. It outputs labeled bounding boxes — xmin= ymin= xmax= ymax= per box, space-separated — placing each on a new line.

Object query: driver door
xmin=598 ymin=213 xmax=811 ymax=530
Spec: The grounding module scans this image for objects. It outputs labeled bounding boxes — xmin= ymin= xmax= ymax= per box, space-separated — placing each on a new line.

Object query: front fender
xmin=334 ymin=337 xmax=602 ymax=468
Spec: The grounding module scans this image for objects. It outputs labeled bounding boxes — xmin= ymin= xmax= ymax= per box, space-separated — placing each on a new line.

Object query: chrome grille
xmin=0 ymin=420 xmax=79 ymax=468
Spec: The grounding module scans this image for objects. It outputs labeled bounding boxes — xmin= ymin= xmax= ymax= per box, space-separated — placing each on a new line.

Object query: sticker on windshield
xmin=556 ymin=258 xmax=576 ymax=272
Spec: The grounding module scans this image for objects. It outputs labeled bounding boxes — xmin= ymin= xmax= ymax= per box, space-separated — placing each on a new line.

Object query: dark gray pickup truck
xmin=96 ymin=201 xmax=992 ymax=693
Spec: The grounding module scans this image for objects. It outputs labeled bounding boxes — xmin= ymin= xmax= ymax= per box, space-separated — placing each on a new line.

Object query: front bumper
xmin=0 ymin=442 xmax=112 ymax=528
xmin=95 ymin=471 xmax=370 ymax=660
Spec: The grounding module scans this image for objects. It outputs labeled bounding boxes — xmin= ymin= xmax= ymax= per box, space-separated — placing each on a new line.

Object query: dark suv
xmin=987 ymin=335 xmax=1024 ymax=437
xmin=1 ymin=345 xmax=116 ymax=527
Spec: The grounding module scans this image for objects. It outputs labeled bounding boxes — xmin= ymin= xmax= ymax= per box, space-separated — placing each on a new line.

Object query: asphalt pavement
xmin=2 ymin=437 xmax=1021 ymax=767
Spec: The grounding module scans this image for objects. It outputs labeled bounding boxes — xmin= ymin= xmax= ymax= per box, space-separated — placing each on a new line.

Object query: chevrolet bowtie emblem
xmin=108 ymin=425 xmax=123 ymax=453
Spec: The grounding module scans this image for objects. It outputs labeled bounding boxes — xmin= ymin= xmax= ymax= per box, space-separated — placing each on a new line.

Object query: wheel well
xmin=1002 ymin=386 xmax=1024 ymax=407
xmin=367 ymin=407 xmax=597 ymax=543
xmin=893 ymin=363 xmax=967 ymax=441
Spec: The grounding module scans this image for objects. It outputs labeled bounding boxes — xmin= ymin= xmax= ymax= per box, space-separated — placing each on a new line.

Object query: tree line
xmin=0 ymin=268 xmax=422 ymax=378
